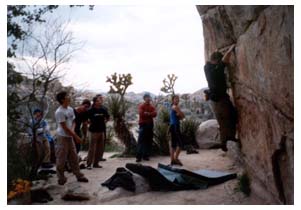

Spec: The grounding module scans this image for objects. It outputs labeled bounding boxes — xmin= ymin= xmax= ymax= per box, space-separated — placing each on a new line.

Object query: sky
xmin=33 ymin=5 xmax=206 ymax=94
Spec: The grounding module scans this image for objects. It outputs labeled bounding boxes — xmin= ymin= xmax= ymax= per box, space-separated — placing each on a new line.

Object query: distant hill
xmin=124 ymin=91 xmax=156 ymax=103
xmin=189 ymin=88 xmax=208 ymax=101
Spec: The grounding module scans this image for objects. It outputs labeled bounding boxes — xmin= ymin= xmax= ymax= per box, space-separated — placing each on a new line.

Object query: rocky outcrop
xmin=197 ymin=5 xmax=294 ymax=204
xmin=196 ymin=119 xmax=221 ymax=149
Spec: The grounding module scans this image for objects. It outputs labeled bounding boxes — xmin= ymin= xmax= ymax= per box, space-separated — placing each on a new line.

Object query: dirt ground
xmin=43 ymin=149 xmax=267 ymax=205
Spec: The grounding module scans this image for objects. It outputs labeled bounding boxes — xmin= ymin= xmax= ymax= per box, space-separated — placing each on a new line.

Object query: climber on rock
xmin=204 ymin=44 xmax=239 ymax=152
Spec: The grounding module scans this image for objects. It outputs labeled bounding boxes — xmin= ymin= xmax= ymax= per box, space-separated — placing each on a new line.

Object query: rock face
xmin=197 ymin=5 xmax=294 ymax=204
xmin=196 ymin=119 xmax=221 ymax=149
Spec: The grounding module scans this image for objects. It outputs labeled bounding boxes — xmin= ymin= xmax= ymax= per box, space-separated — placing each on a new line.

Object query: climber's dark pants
xmin=210 ymin=94 xmax=237 ymax=144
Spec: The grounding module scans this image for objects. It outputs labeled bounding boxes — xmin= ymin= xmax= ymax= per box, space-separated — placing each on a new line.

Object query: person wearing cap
xmin=29 ymin=108 xmax=53 ymax=168
xmin=86 ymin=94 xmax=110 ymax=169
xmin=136 ymin=93 xmax=157 ymax=162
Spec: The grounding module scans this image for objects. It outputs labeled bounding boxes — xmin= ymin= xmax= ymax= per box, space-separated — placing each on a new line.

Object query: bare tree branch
xmin=12 ymin=17 xmax=84 ymax=175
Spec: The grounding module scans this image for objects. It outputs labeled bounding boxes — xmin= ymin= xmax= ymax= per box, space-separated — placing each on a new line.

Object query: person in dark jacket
xmin=73 ymin=99 xmax=91 ymax=153
xmin=204 ymin=44 xmax=238 ymax=152
xmin=86 ymin=94 xmax=110 ymax=169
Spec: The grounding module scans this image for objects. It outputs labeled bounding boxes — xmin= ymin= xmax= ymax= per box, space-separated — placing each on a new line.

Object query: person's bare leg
xmin=170 ymin=147 xmax=175 ymax=162
xmin=175 ymin=147 xmax=181 ymax=160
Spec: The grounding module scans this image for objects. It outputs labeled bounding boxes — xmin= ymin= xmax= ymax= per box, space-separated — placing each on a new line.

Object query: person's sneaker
xmin=93 ymin=164 xmax=102 ymax=168
xmin=136 ymin=158 xmax=142 ymax=163
xmin=77 ymin=176 xmax=89 ymax=183
xmin=86 ymin=165 xmax=92 ymax=170
xmin=41 ymin=162 xmax=54 ymax=169
xmin=170 ymin=160 xmax=177 ymax=165
xmin=58 ymin=178 xmax=67 ymax=185
xmin=143 ymin=157 xmax=150 ymax=161
xmin=171 ymin=159 xmax=183 ymax=166
xmin=99 ymin=158 xmax=106 ymax=161
xmin=175 ymin=159 xmax=183 ymax=166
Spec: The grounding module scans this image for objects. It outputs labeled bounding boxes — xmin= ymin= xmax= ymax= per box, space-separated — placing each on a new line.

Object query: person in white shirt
xmin=54 ymin=91 xmax=88 ymax=185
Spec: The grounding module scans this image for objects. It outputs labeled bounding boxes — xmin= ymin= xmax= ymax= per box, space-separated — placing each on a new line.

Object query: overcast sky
xmin=24 ymin=5 xmax=207 ymax=94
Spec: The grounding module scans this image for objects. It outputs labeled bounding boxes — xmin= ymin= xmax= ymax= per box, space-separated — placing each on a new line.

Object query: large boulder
xmin=196 ymin=119 xmax=221 ymax=149
xmin=197 ymin=5 xmax=294 ymax=204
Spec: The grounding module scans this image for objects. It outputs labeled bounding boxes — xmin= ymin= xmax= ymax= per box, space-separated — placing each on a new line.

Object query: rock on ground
xmin=196 ymin=119 xmax=221 ymax=149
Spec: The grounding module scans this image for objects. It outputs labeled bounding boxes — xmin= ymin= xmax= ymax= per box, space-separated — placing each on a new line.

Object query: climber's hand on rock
xmin=229 ymin=44 xmax=236 ymax=52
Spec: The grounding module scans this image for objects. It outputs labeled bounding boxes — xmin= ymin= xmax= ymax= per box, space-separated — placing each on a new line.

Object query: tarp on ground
xmin=125 ymin=163 xmax=237 ymax=191
xmin=157 ymin=163 xmax=237 ymax=189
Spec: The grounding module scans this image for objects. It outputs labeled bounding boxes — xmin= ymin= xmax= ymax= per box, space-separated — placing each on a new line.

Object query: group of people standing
xmin=50 ymin=90 xmax=188 ymax=185
xmin=32 ymin=45 xmax=238 ymax=186
xmin=53 ymin=92 xmax=111 ymax=185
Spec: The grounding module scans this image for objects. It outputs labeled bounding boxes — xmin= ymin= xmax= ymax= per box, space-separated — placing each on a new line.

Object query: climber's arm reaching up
xmin=222 ymin=44 xmax=236 ymax=63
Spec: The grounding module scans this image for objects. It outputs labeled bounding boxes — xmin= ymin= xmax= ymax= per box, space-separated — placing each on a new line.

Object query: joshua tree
xmin=160 ymin=74 xmax=178 ymax=95
xmin=106 ymin=73 xmax=133 ymax=98
xmin=106 ymin=73 xmax=137 ymax=156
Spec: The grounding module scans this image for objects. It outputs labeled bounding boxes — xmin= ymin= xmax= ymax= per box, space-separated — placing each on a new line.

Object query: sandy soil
xmin=43 ymin=149 xmax=267 ymax=205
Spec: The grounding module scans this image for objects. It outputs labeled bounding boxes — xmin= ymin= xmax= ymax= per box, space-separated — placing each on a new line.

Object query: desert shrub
xmin=106 ymin=94 xmax=130 ymax=120
xmin=7 ymin=134 xmax=33 ymax=191
xmin=236 ymin=172 xmax=251 ymax=196
xmin=104 ymin=141 xmax=124 ymax=153
xmin=152 ymin=106 xmax=170 ymax=155
xmin=106 ymin=94 xmax=137 ymax=156
xmin=180 ymin=118 xmax=200 ymax=148
xmin=104 ymin=125 xmax=124 ymax=152
xmin=153 ymin=122 xmax=170 ymax=156
xmin=157 ymin=106 xmax=170 ymax=124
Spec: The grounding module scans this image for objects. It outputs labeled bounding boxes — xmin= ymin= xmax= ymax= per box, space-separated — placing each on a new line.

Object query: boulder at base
xmin=196 ymin=119 xmax=221 ymax=149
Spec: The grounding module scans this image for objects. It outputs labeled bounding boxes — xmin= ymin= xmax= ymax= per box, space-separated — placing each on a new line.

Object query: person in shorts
xmin=169 ymin=95 xmax=185 ymax=166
